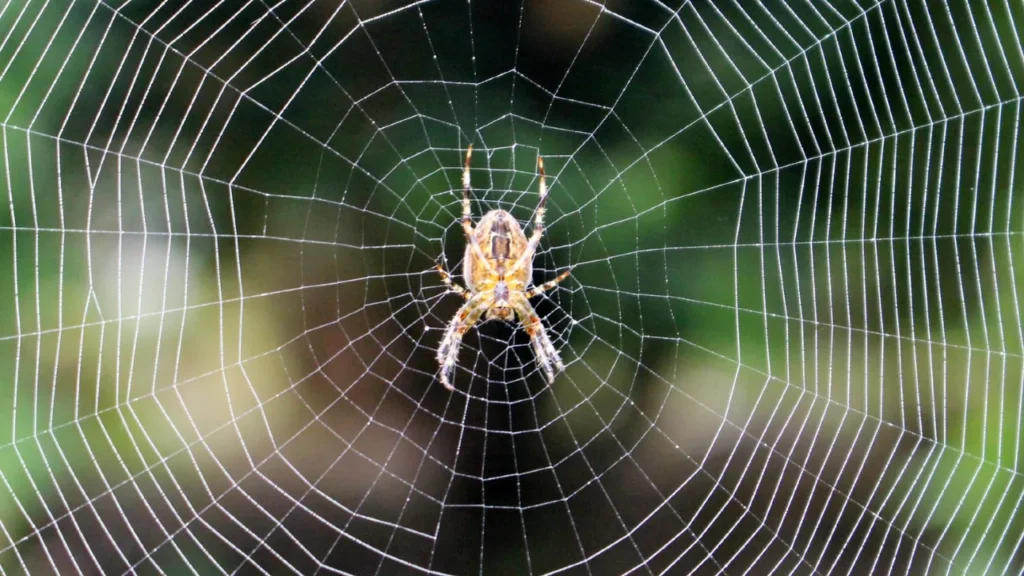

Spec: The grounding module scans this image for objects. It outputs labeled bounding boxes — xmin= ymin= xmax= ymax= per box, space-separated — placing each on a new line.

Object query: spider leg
xmin=506 ymin=154 xmax=549 ymax=276
xmin=534 ymin=154 xmax=548 ymax=237
xmin=525 ymin=268 xmax=571 ymax=299
xmin=513 ymin=295 xmax=564 ymax=384
xmin=462 ymin=145 xmax=474 ymax=235
xmin=437 ymin=292 xmax=491 ymax=390
xmin=460 ymin=145 xmax=496 ymax=274
xmin=435 ymin=265 xmax=471 ymax=300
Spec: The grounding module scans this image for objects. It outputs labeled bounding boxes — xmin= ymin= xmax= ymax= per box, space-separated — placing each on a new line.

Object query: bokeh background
xmin=1 ymin=0 xmax=1023 ymax=574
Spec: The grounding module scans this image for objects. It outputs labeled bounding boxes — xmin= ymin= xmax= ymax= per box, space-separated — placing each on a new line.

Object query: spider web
xmin=0 ymin=0 xmax=1022 ymax=574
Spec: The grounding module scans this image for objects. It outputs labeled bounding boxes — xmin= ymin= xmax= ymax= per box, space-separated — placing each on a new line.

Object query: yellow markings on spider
xmin=434 ymin=145 xmax=572 ymax=390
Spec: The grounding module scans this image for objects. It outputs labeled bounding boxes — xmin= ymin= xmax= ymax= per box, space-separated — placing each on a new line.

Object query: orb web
xmin=0 ymin=1 xmax=1022 ymax=574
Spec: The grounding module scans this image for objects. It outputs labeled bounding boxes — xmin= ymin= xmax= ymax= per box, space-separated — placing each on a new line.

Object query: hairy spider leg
xmin=461 ymin=144 xmax=495 ymax=275
xmin=461 ymin=145 xmax=473 ymax=230
xmin=435 ymin=265 xmax=470 ymax=300
xmin=506 ymin=154 xmax=549 ymax=277
xmin=525 ymin=268 xmax=572 ymax=299
xmin=437 ymin=291 xmax=492 ymax=390
xmin=513 ymin=293 xmax=564 ymax=383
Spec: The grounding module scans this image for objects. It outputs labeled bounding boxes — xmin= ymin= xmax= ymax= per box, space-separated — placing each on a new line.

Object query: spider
xmin=434 ymin=145 xmax=571 ymax=390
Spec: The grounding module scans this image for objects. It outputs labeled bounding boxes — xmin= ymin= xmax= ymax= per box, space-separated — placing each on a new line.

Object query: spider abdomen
xmin=463 ymin=209 xmax=531 ymax=292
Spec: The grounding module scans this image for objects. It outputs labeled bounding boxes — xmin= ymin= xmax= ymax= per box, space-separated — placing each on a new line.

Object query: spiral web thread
xmin=0 ymin=0 xmax=1023 ymax=574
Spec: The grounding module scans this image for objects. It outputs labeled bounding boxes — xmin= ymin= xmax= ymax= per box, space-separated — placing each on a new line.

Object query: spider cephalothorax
xmin=434 ymin=146 xmax=571 ymax=390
